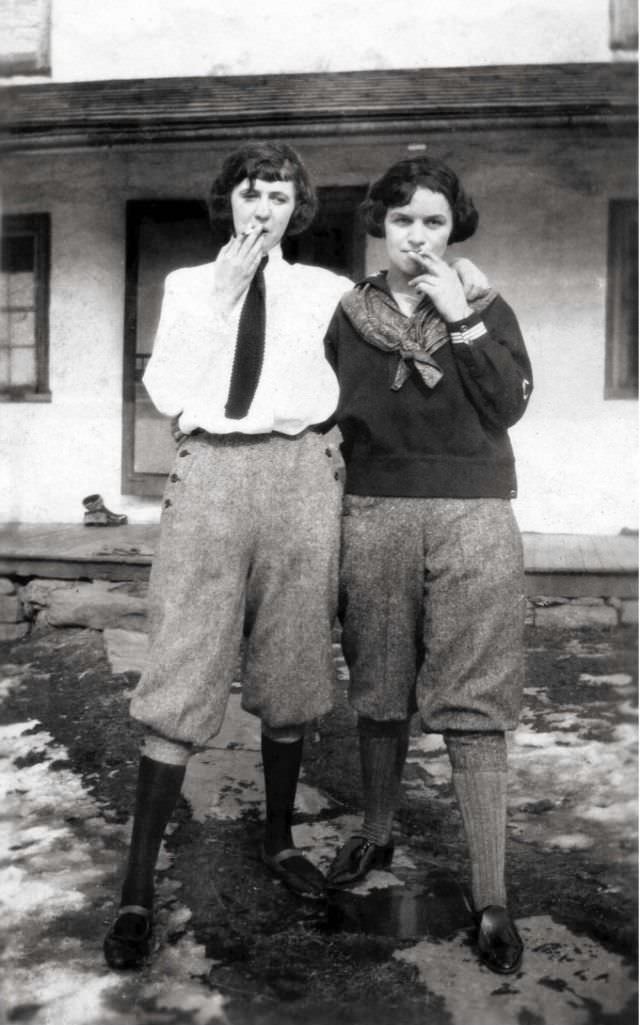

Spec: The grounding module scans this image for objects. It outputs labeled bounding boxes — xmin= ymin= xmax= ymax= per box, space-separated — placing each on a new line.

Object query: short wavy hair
xmin=361 ymin=156 xmax=478 ymax=244
xmin=208 ymin=142 xmax=318 ymax=237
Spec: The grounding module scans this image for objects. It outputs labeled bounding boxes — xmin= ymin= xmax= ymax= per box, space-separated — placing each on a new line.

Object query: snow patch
xmin=0 ymin=708 xmax=222 ymax=1025
xmin=397 ymin=915 xmax=635 ymax=1025
xmin=578 ymin=673 xmax=633 ymax=688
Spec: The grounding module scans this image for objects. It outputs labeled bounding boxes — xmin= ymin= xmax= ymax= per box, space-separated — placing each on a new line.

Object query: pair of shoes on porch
xmin=83 ymin=493 xmax=128 ymax=526
xmin=103 ymin=904 xmax=153 ymax=970
xmin=475 ymin=904 xmax=523 ymax=974
xmin=326 ymin=834 xmax=394 ymax=888
xmin=261 ymin=846 xmax=326 ymax=900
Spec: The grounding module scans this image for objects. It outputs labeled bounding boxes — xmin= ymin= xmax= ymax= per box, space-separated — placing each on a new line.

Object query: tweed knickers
xmin=339 ymin=496 xmax=525 ymax=731
xmin=130 ymin=429 xmax=343 ymax=746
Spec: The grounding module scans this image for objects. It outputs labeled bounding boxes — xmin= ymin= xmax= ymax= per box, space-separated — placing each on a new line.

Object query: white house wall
xmin=0 ymin=126 xmax=636 ymax=533
xmin=8 ymin=0 xmax=612 ymax=84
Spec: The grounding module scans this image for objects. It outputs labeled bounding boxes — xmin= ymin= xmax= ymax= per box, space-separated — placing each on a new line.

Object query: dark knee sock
xmin=120 ymin=755 xmax=186 ymax=909
xmin=261 ymin=734 xmax=304 ymax=856
xmin=359 ymin=716 xmax=411 ymax=846
xmin=444 ymin=731 xmax=508 ymax=911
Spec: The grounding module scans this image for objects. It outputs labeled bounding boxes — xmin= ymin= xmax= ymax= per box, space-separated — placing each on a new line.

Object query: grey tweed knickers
xmin=339 ymin=496 xmax=525 ymax=731
xmin=130 ymin=429 xmax=343 ymax=746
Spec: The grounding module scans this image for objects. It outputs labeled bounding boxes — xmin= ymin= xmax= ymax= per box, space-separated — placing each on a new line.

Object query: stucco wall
xmin=3 ymin=0 xmax=613 ymax=84
xmin=0 ymin=126 xmax=636 ymax=532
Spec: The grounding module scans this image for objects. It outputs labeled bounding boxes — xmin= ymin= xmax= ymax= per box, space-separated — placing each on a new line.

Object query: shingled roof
xmin=0 ymin=62 xmax=636 ymax=151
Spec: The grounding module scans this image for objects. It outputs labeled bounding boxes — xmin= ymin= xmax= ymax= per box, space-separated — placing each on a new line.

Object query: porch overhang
xmin=0 ymin=62 xmax=636 ymax=153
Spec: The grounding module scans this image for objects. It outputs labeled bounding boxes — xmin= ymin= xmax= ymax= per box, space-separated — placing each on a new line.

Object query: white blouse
xmin=143 ymin=245 xmax=352 ymax=436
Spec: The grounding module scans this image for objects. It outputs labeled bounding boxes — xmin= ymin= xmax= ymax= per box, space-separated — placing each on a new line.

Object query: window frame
xmin=0 ymin=0 xmax=52 ymax=76
xmin=605 ymin=198 xmax=638 ymax=400
xmin=0 ymin=212 xmax=51 ymax=402
xmin=609 ymin=0 xmax=638 ymax=52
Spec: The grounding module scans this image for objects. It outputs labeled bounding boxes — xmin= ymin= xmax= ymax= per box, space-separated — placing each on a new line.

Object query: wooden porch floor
xmin=0 ymin=524 xmax=637 ymax=597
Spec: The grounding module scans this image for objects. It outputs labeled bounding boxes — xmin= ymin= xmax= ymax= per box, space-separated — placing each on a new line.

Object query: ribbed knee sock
xmin=261 ymin=733 xmax=304 ymax=856
xmin=120 ymin=755 xmax=187 ymax=909
xmin=359 ymin=717 xmax=411 ymax=846
xmin=444 ymin=730 xmax=508 ymax=911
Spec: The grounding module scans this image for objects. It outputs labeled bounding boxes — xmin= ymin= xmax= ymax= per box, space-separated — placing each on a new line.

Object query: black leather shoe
xmin=476 ymin=905 xmax=523 ymax=974
xmin=261 ymin=846 xmax=326 ymax=900
xmin=103 ymin=905 xmax=153 ymax=970
xmin=326 ymin=835 xmax=394 ymax=888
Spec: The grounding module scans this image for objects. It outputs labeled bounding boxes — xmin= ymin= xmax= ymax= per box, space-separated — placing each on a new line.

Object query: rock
xmin=103 ymin=628 xmax=149 ymax=674
xmin=104 ymin=580 xmax=149 ymax=599
xmin=0 ymin=622 xmax=30 ymax=642
xmin=521 ymin=798 xmax=555 ymax=814
xmin=534 ymin=604 xmax=618 ymax=629
xmin=20 ymin=579 xmax=75 ymax=611
xmin=0 ymin=578 xmax=16 ymax=596
xmin=0 ymin=595 xmax=24 ymax=623
xmin=30 ymin=580 xmax=148 ymax=632
xmin=620 ymin=600 xmax=638 ymax=626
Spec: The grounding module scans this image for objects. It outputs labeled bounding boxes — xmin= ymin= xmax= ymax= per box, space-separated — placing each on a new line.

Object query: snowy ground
xmin=0 ymin=624 xmax=637 ymax=1025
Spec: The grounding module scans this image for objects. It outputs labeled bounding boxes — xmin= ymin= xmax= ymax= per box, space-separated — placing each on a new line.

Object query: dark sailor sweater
xmin=324 ymin=273 xmax=533 ymax=499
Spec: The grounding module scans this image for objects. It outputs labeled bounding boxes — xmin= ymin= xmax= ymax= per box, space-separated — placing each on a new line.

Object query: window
xmin=0 ymin=213 xmax=50 ymax=401
xmin=610 ymin=0 xmax=638 ymax=52
xmin=605 ymin=199 xmax=638 ymax=399
xmin=122 ymin=189 xmax=366 ymax=497
xmin=0 ymin=0 xmax=51 ymax=75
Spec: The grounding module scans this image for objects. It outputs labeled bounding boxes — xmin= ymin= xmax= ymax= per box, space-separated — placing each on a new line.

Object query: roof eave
xmin=2 ymin=111 xmax=636 ymax=154
xmin=1 ymin=62 xmax=636 ymax=153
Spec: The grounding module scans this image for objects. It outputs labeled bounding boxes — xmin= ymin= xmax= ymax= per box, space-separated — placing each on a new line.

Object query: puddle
xmin=325 ymin=870 xmax=472 ymax=940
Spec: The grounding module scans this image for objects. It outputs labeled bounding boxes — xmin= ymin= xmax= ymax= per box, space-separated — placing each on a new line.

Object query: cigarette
xmin=410 ymin=252 xmax=429 ymax=267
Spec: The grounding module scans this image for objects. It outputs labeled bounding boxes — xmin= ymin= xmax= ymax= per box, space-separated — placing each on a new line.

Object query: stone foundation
xmin=0 ymin=579 xmax=30 ymax=642
xmin=529 ymin=596 xmax=627 ymax=629
xmin=0 ymin=574 xmax=636 ymax=644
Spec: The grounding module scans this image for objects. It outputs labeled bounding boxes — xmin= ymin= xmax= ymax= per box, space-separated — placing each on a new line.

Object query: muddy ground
xmin=0 ymin=622 xmax=637 ymax=1025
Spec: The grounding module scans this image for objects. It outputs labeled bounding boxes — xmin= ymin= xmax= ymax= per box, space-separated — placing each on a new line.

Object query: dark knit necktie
xmin=225 ymin=256 xmax=268 ymax=420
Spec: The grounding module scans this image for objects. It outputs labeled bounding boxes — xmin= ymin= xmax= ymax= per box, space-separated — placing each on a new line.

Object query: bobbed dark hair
xmin=361 ymin=156 xmax=478 ymax=244
xmin=208 ymin=141 xmax=318 ymax=237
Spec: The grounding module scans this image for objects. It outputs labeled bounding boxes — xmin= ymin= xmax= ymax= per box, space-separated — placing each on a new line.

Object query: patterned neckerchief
xmin=340 ymin=272 xmax=497 ymax=390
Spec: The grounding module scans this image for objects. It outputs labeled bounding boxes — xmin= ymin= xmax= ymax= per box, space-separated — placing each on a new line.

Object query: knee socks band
xmin=445 ymin=730 xmax=508 ymax=911
xmin=358 ymin=716 xmax=411 ymax=846
xmin=261 ymin=732 xmax=304 ymax=856
xmin=121 ymin=754 xmax=187 ymax=909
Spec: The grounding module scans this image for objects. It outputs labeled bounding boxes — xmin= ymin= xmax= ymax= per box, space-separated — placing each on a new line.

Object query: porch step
xmin=522 ymin=531 xmax=638 ymax=598
xmin=0 ymin=524 xmax=637 ymax=598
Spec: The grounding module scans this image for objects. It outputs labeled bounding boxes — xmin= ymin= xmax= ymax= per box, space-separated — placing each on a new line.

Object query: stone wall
xmin=0 ymin=575 xmax=636 ymax=644
xmin=528 ymin=595 xmax=637 ymax=628
xmin=0 ymin=577 xmax=30 ymax=641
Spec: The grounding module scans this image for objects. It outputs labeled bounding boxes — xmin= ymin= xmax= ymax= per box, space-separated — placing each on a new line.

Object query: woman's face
xmin=230 ymin=176 xmax=296 ymax=253
xmin=383 ymin=186 xmax=454 ymax=280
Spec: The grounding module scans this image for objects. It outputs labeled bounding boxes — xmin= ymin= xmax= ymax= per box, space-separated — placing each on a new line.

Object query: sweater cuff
xmin=447 ymin=311 xmax=489 ymax=346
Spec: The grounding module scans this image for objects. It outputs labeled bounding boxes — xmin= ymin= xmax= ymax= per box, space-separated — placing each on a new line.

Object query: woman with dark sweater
xmin=324 ymin=156 xmax=533 ymax=975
